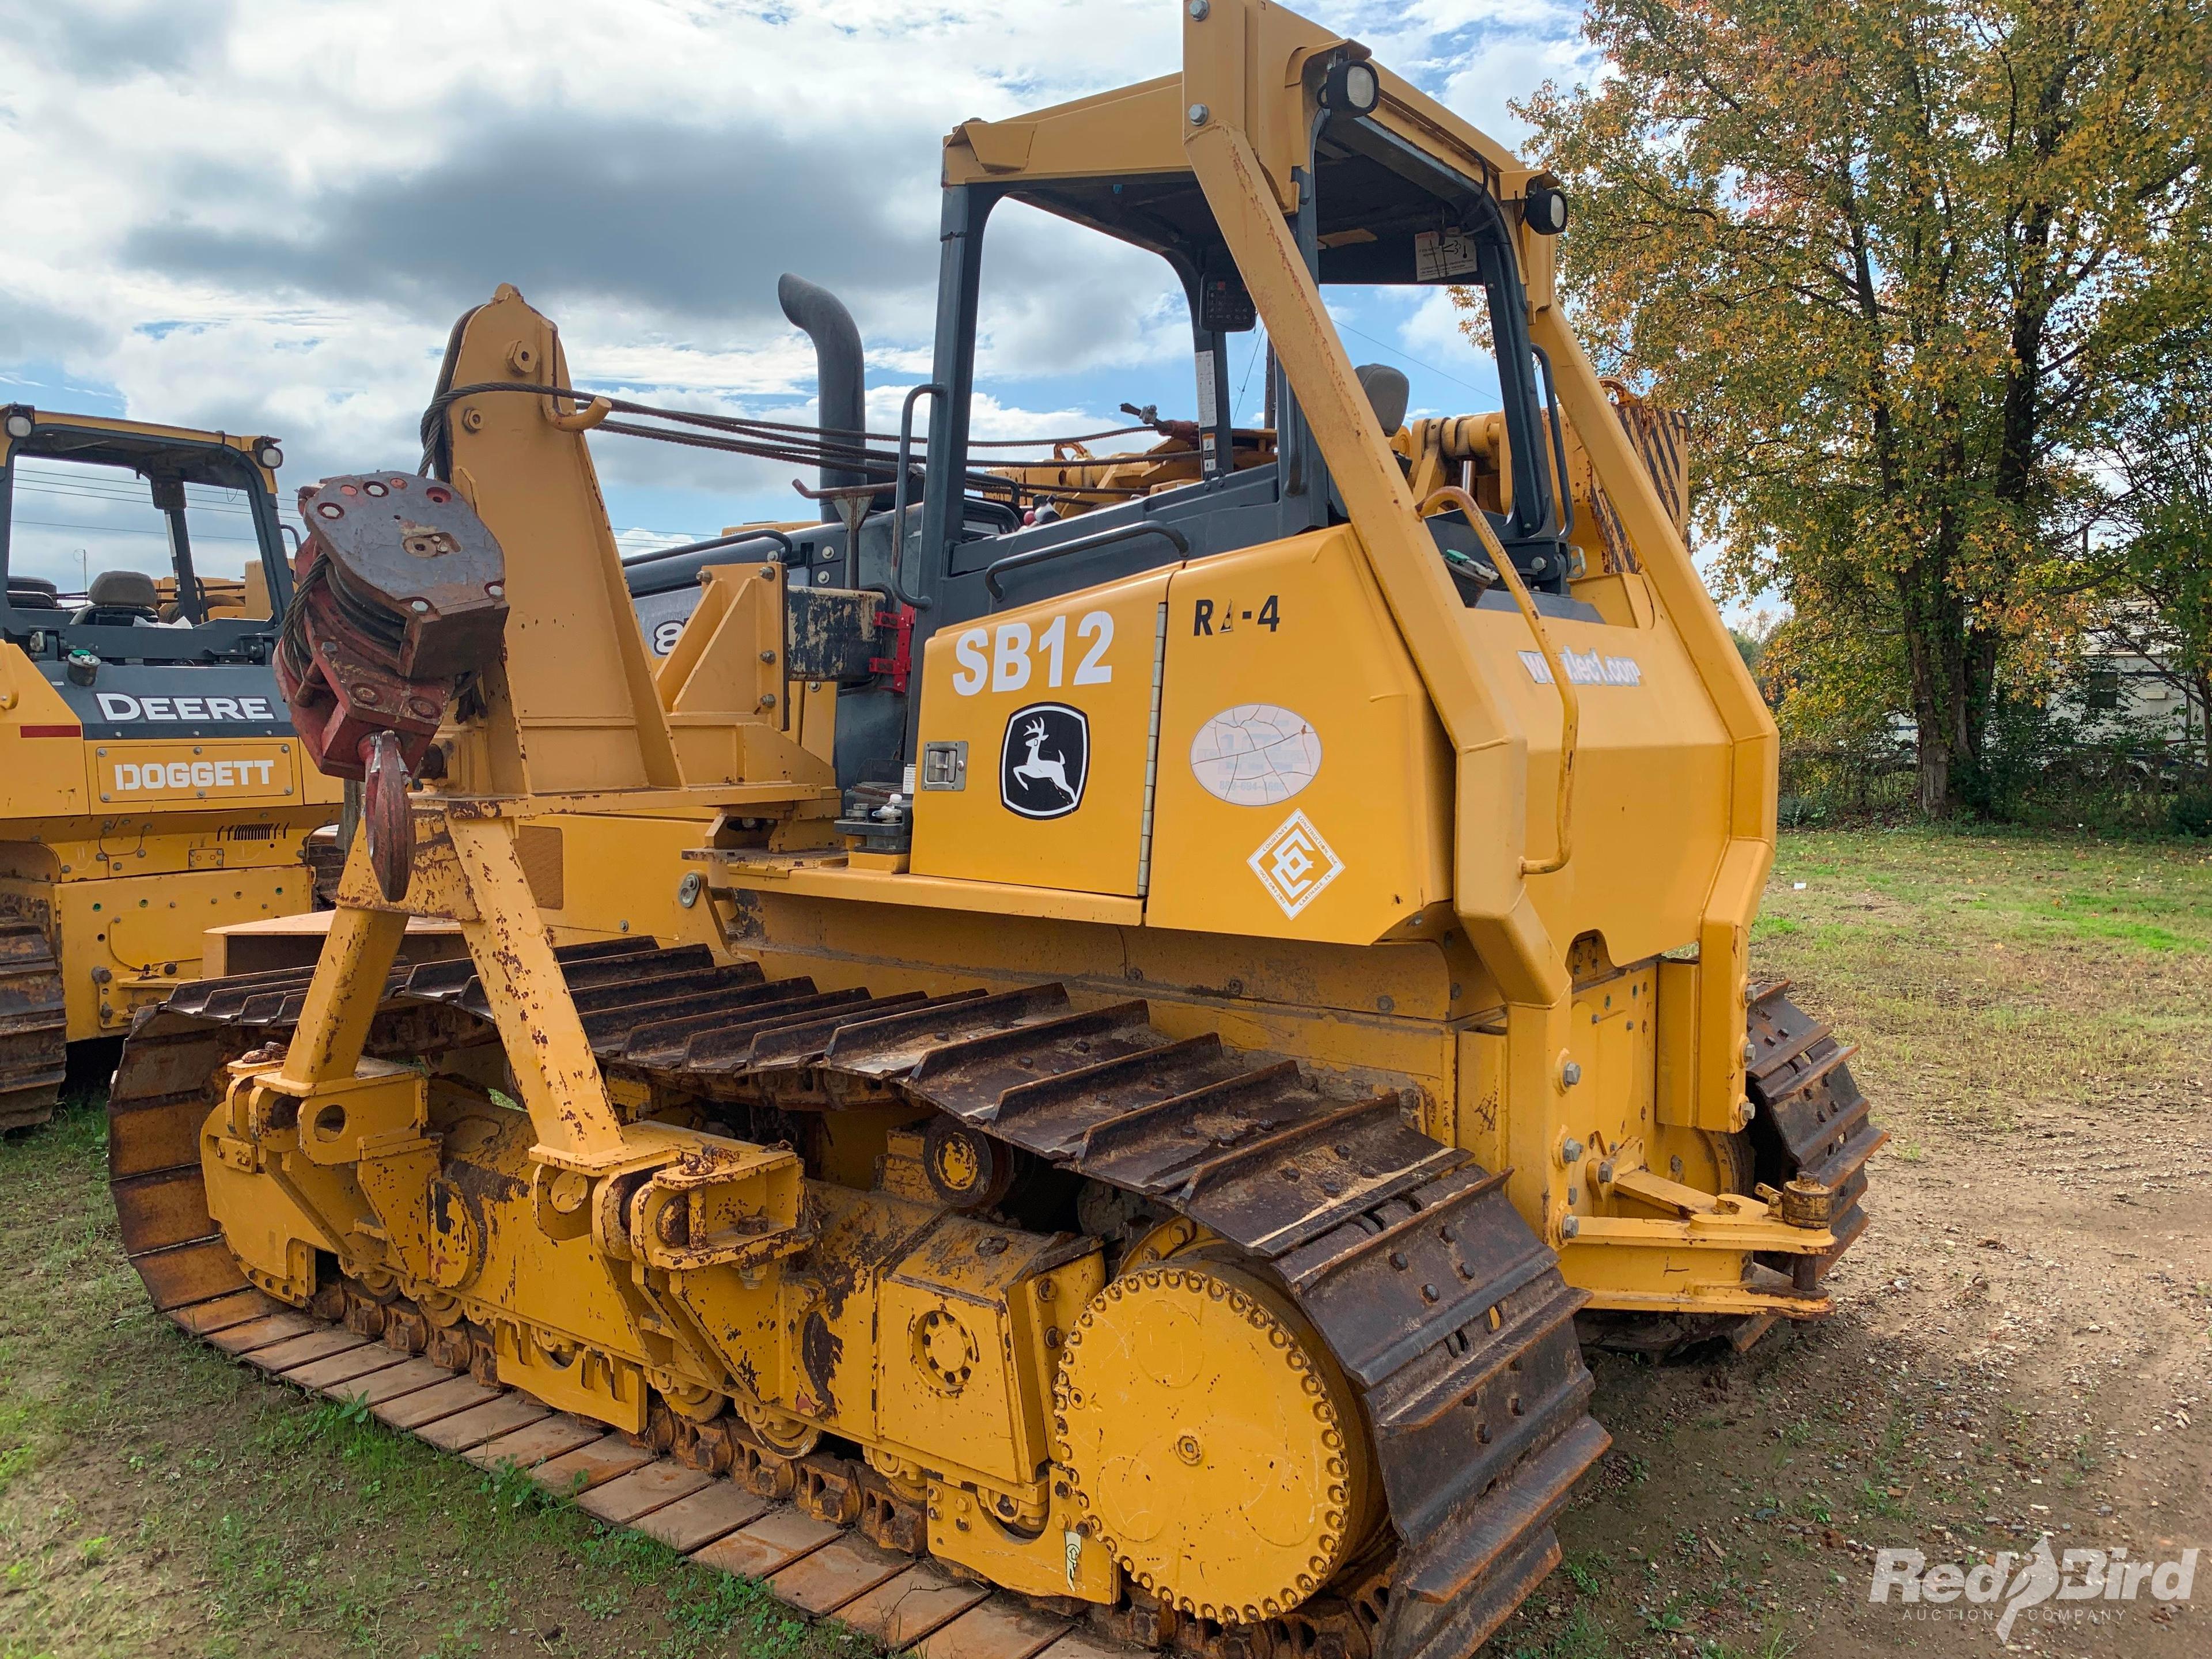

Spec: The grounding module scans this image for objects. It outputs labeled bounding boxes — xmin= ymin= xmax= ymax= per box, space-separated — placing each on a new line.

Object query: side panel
xmin=1147 ymin=529 xmax=1450 ymax=944
xmin=1470 ymin=605 xmax=1733 ymax=965
xmin=910 ymin=569 xmax=1169 ymax=897
xmin=19 ymin=863 xmax=312 ymax=1039
xmin=527 ymin=812 xmax=734 ymax=952
xmin=0 ymin=646 xmax=87 ymax=796
xmin=41 ymin=665 xmax=294 ymax=741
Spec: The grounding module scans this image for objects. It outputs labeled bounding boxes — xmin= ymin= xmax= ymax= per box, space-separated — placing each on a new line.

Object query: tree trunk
xmin=1893 ymin=593 xmax=1964 ymax=818
xmin=1916 ymin=724 xmax=1951 ymax=816
xmin=1899 ymin=475 xmax=1974 ymax=815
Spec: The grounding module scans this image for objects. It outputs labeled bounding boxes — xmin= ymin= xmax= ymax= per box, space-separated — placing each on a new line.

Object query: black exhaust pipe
xmin=777 ymin=273 xmax=866 ymax=522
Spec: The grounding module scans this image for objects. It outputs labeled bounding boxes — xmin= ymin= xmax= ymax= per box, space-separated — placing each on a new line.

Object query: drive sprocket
xmin=1055 ymin=1260 xmax=1375 ymax=1624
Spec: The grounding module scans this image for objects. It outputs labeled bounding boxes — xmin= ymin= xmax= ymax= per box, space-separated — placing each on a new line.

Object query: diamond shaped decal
xmin=1248 ymin=808 xmax=1345 ymax=918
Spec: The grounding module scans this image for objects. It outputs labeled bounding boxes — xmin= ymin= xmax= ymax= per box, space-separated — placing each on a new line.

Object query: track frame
xmin=109 ymin=796 xmax=1609 ymax=1659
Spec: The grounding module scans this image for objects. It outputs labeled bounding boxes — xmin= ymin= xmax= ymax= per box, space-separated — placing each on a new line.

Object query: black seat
xmin=70 ymin=569 xmax=162 ymax=626
xmin=5 ymin=575 xmax=60 ymax=611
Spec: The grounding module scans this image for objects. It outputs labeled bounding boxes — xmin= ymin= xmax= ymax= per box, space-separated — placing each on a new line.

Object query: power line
xmin=1331 ymin=319 xmax=1495 ymax=397
xmin=17 ymin=469 xmax=251 ymax=492
xmin=12 ymin=482 xmax=258 ymax=517
xmin=15 ymin=463 xmax=253 ymax=495
xmin=15 ymin=474 xmax=250 ymax=496
xmin=9 ymin=516 xmax=263 ymax=544
xmin=1234 ymin=327 xmax=1266 ymax=415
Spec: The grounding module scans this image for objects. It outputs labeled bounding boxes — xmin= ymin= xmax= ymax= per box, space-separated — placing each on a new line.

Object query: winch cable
xmin=415 ymin=379 xmax=1166 ymax=498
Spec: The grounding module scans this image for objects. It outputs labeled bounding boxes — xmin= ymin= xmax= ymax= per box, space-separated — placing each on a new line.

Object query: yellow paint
xmin=174 ymin=18 xmax=1866 ymax=1639
xmin=526 ymin=813 xmax=730 ymax=949
xmin=12 ymin=862 xmax=243 ymax=1023
xmin=656 ymin=562 xmax=837 ymax=787
xmin=0 ymin=408 xmax=282 ymax=492
xmin=1056 ymin=1262 xmax=1374 ymax=1622
xmin=911 ymin=569 xmax=1171 ymax=896
xmin=424 ymin=287 xmax=840 ymax=817
xmin=927 ymin=1480 xmax=1120 ymax=1604
xmin=278 ymin=902 xmax=410 ymax=1090
xmin=87 ymin=740 xmax=304 ymax=808
xmin=1148 ymin=528 xmax=1448 ymax=941
xmin=0 ymin=684 xmax=336 ymax=1040
xmin=702 ymin=853 xmax=1145 ymax=927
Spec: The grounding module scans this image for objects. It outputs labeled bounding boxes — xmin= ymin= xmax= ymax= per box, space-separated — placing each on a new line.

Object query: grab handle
xmin=1421 ymin=486 xmax=1578 ymax=875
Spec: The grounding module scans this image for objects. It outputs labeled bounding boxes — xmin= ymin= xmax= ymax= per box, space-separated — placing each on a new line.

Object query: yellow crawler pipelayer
xmin=110 ymin=6 xmax=1880 ymax=1657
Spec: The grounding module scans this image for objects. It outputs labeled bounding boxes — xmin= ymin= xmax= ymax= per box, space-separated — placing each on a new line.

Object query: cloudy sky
xmin=0 ymin=0 xmax=1594 ymax=592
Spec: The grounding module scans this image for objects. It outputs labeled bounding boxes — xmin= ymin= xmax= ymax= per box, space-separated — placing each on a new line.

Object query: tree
xmin=1514 ymin=0 xmax=2209 ymax=813
xmin=1728 ymin=607 xmax=1778 ymax=674
xmin=1728 ymin=626 xmax=1762 ymax=676
xmin=2092 ymin=323 xmax=2212 ymax=758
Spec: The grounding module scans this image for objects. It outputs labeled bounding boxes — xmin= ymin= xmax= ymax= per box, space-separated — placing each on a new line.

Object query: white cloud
xmin=1398 ymin=286 xmax=1484 ymax=368
xmin=3 ymin=0 xmax=1591 ymax=535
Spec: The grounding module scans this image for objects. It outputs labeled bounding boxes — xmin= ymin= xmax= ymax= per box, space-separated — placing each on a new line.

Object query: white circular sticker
xmin=1190 ymin=703 xmax=1322 ymax=806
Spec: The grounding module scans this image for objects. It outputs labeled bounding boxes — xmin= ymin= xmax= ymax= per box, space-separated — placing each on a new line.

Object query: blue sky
xmin=0 ymin=0 xmax=1596 ymax=588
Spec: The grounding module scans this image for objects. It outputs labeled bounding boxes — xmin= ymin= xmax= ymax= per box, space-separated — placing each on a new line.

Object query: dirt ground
xmin=1487 ymin=830 xmax=2212 ymax=1658
xmin=3 ymin=827 xmax=2207 ymax=1659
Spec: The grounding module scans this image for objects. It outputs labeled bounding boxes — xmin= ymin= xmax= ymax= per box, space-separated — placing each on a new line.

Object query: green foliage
xmin=2090 ymin=312 xmax=2212 ymax=763
xmin=2173 ymin=785 xmax=2212 ymax=838
xmin=1516 ymin=0 xmax=2211 ymax=814
xmin=1505 ymin=1605 xmax=1618 ymax=1659
xmin=1778 ymin=686 xmax=2206 ymax=833
xmin=483 ymin=1456 xmax=561 ymax=1522
xmin=1563 ymin=1550 xmax=1614 ymax=1596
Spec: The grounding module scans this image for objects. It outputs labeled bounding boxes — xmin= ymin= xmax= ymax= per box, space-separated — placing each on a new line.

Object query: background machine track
xmin=0 ymin=919 xmax=67 ymax=1132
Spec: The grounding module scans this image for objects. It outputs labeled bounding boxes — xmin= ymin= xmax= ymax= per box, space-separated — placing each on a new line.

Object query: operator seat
xmin=71 ymin=570 xmax=162 ymax=626
xmin=1325 ymin=365 xmax=1412 ymax=523
xmin=5 ymin=575 xmax=60 ymax=611
xmin=1355 ymin=362 xmax=1410 ymax=435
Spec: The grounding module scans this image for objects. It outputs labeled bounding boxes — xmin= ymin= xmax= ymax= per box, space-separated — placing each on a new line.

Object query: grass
xmin=1763 ymin=827 xmax=2212 ymax=953
xmin=8 ymin=824 xmax=2210 ymax=1658
xmin=1760 ymin=827 xmax=2212 ymax=1131
xmin=0 ymin=1095 xmax=866 ymax=1659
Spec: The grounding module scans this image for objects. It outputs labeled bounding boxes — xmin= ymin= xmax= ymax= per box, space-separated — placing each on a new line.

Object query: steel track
xmin=0 ymin=920 xmax=67 ymax=1132
xmin=1745 ymin=978 xmax=1885 ymax=1278
xmin=110 ymin=937 xmax=1614 ymax=1659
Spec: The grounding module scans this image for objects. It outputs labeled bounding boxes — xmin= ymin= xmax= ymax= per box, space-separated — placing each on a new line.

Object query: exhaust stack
xmin=777 ymin=274 xmax=866 ymax=522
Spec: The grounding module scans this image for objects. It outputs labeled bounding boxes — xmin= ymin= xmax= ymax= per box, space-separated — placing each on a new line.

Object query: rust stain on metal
xmin=798 ymin=1310 xmax=842 ymax=1416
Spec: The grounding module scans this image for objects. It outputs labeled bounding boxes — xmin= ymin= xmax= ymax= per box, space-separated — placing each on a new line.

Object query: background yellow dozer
xmin=0 ymin=407 xmax=339 ymax=1128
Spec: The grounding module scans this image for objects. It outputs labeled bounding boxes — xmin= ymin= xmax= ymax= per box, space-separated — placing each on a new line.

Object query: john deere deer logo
xmin=1012 ymin=719 xmax=1075 ymax=802
xmin=1001 ymin=703 xmax=1088 ymax=820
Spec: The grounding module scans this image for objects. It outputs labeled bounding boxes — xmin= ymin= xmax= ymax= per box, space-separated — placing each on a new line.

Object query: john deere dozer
xmin=0 ymin=409 xmax=339 ymax=1130
xmin=108 ymin=6 xmax=1880 ymax=1655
